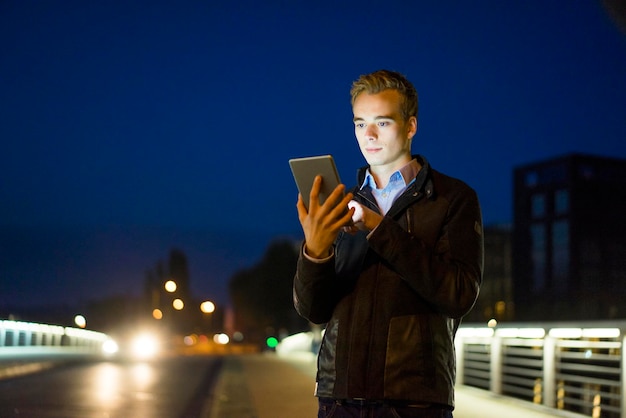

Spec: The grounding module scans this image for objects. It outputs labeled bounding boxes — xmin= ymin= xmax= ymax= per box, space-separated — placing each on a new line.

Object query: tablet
xmin=289 ymin=155 xmax=342 ymax=209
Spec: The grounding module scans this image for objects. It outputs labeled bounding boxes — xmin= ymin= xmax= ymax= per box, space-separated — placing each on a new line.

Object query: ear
xmin=407 ymin=116 xmax=418 ymax=139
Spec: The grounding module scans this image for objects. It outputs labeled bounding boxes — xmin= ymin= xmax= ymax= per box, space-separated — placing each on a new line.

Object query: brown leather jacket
xmin=293 ymin=156 xmax=483 ymax=408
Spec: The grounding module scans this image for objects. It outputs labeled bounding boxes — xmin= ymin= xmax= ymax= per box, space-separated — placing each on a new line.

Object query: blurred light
xmin=102 ymin=339 xmax=119 ymax=355
xmin=549 ymin=328 xmax=582 ymax=339
xmin=184 ymin=334 xmax=198 ymax=346
xmin=456 ymin=327 xmax=494 ymax=338
xmin=487 ymin=318 xmax=498 ymax=328
xmin=64 ymin=326 xmax=110 ymax=343
xmin=152 ymin=309 xmax=163 ymax=320
xmin=94 ymin=363 xmax=120 ymax=406
xmin=495 ymin=301 xmax=506 ymax=316
xmin=74 ymin=315 xmax=87 ymax=328
xmin=164 ymin=280 xmax=177 ymax=293
xmin=276 ymin=332 xmax=313 ymax=355
xmin=131 ymin=333 xmax=159 ymax=359
xmin=172 ymin=298 xmax=184 ymax=310
xmin=214 ymin=333 xmax=230 ymax=345
xmin=582 ymin=328 xmax=620 ymax=339
xmin=496 ymin=328 xmax=545 ymax=339
xmin=200 ymin=301 xmax=215 ymax=313
xmin=233 ymin=331 xmax=244 ymax=342
xmin=266 ymin=336 xmax=279 ymax=348
xmin=131 ymin=363 xmax=155 ymax=390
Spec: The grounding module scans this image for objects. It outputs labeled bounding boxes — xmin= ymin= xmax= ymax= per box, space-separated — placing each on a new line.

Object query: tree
xmin=229 ymin=239 xmax=308 ymax=345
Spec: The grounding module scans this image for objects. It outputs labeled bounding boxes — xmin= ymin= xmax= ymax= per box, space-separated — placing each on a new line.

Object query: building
xmin=512 ymin=153 xmax=626 ymax=320
xmin=465 ymin=224 xmax=514 ymax=324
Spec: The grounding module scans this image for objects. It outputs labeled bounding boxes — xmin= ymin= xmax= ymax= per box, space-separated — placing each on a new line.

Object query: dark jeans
xmin=318 ymin=398 xmax=454 ymax=418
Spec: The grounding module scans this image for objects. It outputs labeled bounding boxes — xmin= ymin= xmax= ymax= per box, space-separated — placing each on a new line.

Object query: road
xmin=0 ymin=355 xmax=222 ymax=418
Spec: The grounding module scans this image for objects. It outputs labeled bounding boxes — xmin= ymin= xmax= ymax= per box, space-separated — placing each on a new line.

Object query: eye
xmin=377 ymin=121 xmax=390 ymax=127
xmin=355 ymin=122 xmax=366 ymax=129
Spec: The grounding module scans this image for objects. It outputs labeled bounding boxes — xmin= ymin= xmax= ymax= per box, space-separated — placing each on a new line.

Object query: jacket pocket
xmin=384 ymin=315 xmax=432 ymax=398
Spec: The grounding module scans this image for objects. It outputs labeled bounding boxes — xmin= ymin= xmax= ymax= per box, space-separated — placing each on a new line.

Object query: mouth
xmin=365 ymin=147 xmax=382 ymax=153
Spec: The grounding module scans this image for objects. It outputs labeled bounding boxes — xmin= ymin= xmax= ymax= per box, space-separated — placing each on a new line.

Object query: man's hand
xmin=297 ymin=175 xmax=354 ymax=259
xmin=343 ymin=200 xmax=383 ymax=234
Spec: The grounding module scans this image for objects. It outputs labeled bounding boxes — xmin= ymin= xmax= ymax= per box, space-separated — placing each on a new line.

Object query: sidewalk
xmin=206 ymin=352 xmax=318 ymax=418
xmin=207 ymin=352 xmax=586 ymax=418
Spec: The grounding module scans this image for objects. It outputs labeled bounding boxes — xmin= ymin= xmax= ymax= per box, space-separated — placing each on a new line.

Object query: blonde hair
xmin=350 ymin=70 xmax=418 ymax=121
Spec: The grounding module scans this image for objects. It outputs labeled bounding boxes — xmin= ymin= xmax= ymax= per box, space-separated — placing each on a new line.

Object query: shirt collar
xmin=360 ymin=158 xmax=422 ymax=190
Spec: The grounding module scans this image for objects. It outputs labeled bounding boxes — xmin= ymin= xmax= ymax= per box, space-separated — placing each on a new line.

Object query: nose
xmin=365 ymin=125 xmax=377 ymax=141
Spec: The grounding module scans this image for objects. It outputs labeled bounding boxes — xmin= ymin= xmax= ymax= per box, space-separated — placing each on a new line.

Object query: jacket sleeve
xmin=293 ymin=245 xmax=352 ymax=324
xmin=367 ymin=185 xmax=484 ymax=319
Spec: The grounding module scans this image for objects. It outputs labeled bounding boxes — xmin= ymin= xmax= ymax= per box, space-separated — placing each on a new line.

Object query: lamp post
xmin=200 ymin=301 xmax=215 ymax=333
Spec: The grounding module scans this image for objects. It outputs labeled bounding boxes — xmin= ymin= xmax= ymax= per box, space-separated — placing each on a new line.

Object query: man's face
xmin=352 ymin=89 xmax=417 ymax=174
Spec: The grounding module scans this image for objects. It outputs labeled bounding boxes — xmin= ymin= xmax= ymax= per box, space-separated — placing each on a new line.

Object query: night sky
xmin=1 ymin=1 xmax=625 ymax=311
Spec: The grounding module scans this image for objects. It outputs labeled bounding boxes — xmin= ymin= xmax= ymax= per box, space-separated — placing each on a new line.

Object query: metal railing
xmin=456 ymin=322 xmax=626 ymax=418
xmin=0 ymin=319 xmax=112 ymax=356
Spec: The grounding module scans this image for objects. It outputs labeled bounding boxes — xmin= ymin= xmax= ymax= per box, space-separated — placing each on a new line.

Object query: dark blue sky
xmin=1 ymin=1 xmax=625 ymax=311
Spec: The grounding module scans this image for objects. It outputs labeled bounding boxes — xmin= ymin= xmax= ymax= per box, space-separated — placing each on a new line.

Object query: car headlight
xmin=131 ymin=333 xmax=159 ymax=359
xmin=102 ymin=339 xmax=119 ymax=356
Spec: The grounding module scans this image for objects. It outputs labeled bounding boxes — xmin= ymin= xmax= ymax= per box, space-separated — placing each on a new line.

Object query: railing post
xmin=543 ymin=335 xmax=556 ymax=408
xmin=622 ymin=334 xmax=626 ymax=418
xmin=490 ymin=335 xmax=502 ymax=395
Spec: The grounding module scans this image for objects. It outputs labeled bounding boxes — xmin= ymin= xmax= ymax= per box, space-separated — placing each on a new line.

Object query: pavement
xmin=207 ymin=352 xmax=588 ymax=418
xmin=0 ymin=352 xmax=587 ymax=418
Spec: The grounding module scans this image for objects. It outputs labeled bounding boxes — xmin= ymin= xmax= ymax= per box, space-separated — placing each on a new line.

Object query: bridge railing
xmin=456 ymin=322 xmax=626 ymax=418
xmin=0 ymin=319 xmax=112 ymax=356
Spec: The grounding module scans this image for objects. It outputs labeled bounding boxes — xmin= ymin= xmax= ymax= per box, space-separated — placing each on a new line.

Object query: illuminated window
xmin=554 ymin=189 xmax=569 ymax=215
xmin=531 ymin=194 xmax=545 ymax=218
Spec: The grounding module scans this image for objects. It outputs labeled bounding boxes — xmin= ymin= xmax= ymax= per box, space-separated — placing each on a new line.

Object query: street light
xmin=74 ymin=315 xmax=86 ymax=329
xmin=164 ymin=280 xmax=177 ymax=293
xmin=172 ymin=298 xmax=184 ymax=310
xmin=200 ymin=301 xmax=215 ymax=313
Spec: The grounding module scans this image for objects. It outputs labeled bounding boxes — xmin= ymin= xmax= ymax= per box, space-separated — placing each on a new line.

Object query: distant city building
xmin=513 ymin=153 xmax=626 ymax=320
xmin=465 ymin=224 xmax=514 ymax=324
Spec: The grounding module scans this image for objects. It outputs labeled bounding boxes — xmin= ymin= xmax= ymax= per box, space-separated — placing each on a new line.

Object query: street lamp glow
xmin=74 ymin=315 xmax=86 ymax=328
xmin=152 ymin=308 xmax=163 ymax=320
xmin=214 ymin=333 xmax=230 ymax=345
xmin=172 ymin=298 xmax=184 ymax=310
xmin=200 ymin=301 xmax=215 ymax=313
xmin=164 ymin=280 xmax=177 ymax=292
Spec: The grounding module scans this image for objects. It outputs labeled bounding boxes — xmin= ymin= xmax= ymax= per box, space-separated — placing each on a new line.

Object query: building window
xmin=525 ymin=171 xmax=538 ymax=187
xmin=552 ymin=220 xmax=569 ymax=292
xmin=554 ymin=189 xmax=569 ymax=215
xmin=531 ymin=223 xmax=546 ymax=291
xmin=531 ymin=194 xmax=545 ymax=218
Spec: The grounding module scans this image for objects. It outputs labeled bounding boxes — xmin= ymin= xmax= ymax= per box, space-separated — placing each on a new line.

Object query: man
xmin=294 ymin=69 xmax=483 ymax=418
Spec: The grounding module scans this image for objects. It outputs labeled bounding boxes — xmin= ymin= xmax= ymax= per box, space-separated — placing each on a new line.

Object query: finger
xmin=296 ymin=194 xmax=308 ymax=223
xmin=331 ymin=205 xmax=355 ymax=230
xmin=325 ymin=192 xmax=353 ymax=222
xmin=308 ymin=175 xmax=323 ymax=209
xmin=324 ymin=183 xmax=347 ymax=208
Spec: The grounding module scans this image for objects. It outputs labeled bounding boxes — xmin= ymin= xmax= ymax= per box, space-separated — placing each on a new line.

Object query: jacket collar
xmin=356 ymin=154 xmax=434 ymax=199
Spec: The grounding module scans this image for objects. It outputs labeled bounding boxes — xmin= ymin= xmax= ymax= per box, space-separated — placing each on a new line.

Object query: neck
xmin=369 ymin=157 xmax=415 ymax=189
